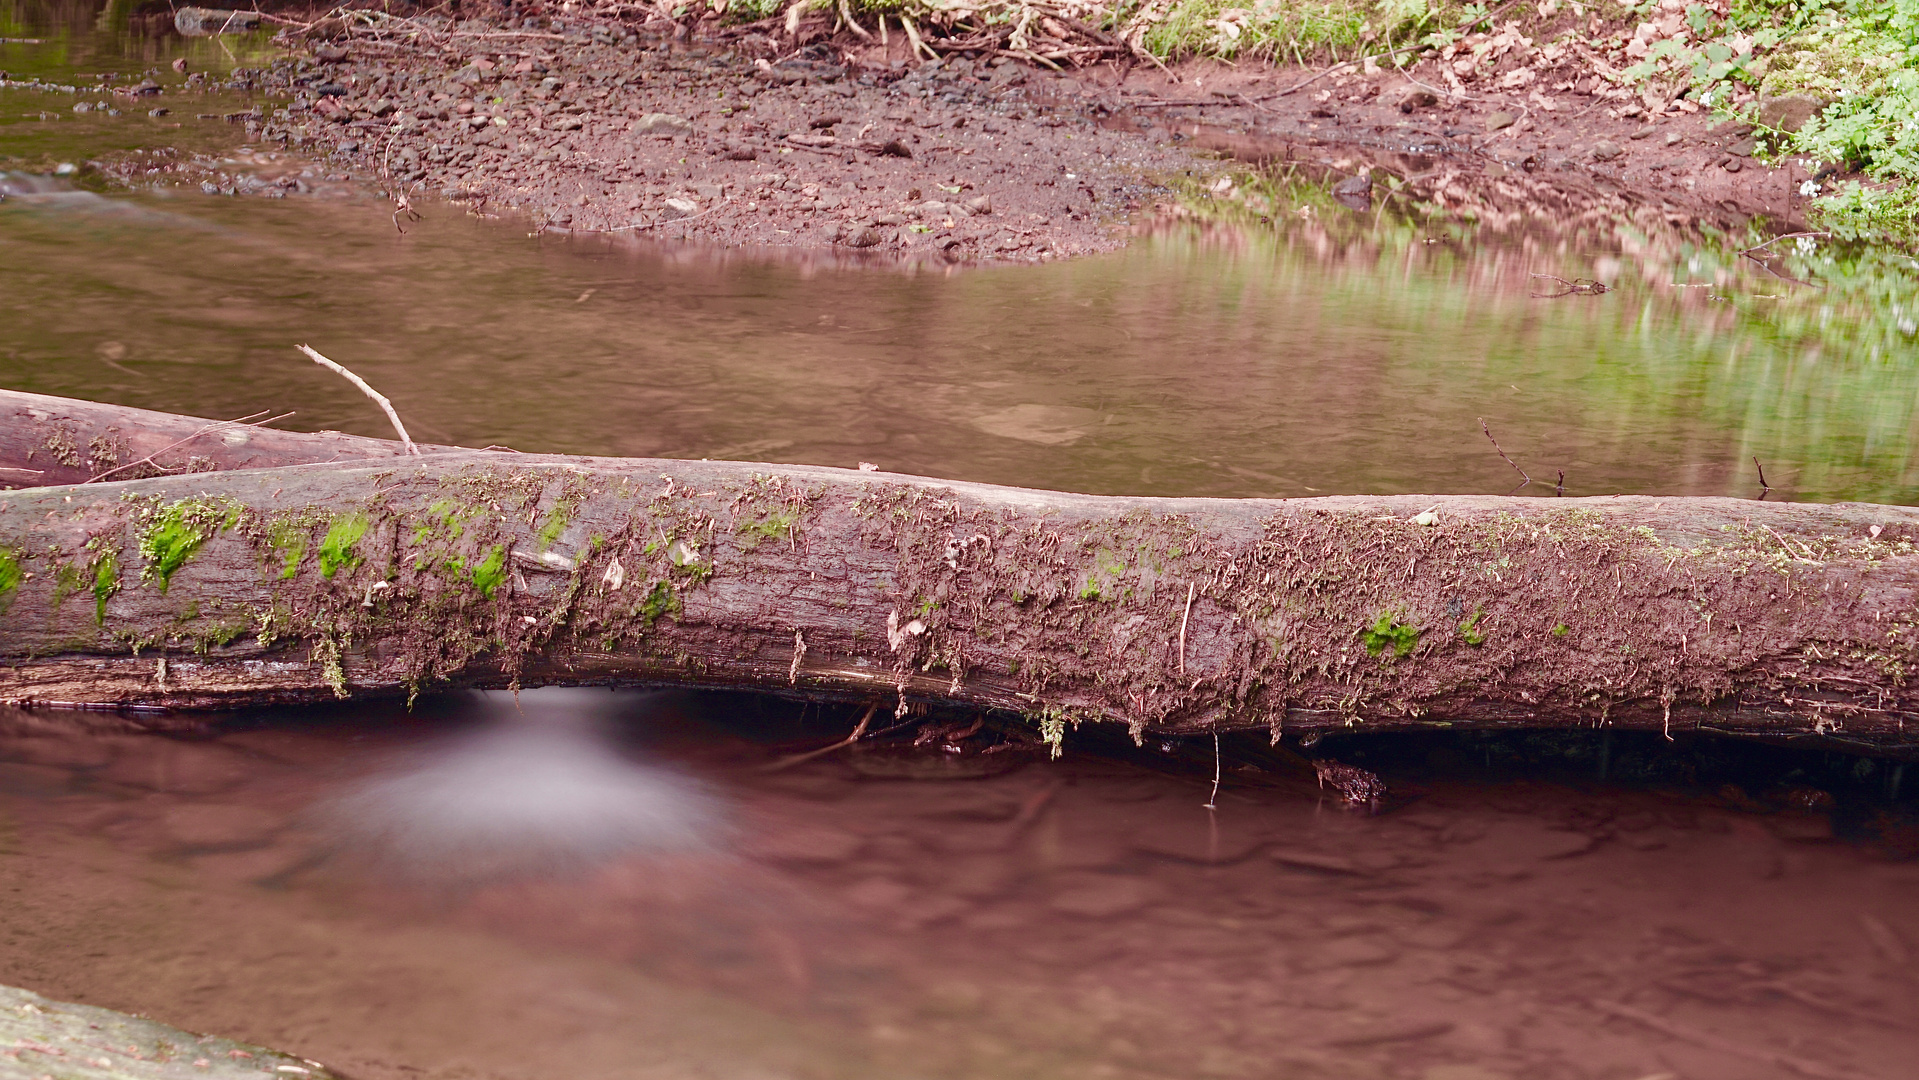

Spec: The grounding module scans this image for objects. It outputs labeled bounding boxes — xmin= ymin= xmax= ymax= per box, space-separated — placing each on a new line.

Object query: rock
xmin=1486 ymin=111 xmax=1516 ymax=131
xmin=0 ymin=983 xmax=339 ymax=1079
xmin=719 ymin=141 xmax=757 ymax=161
xmin=878 ymin=139 xmax=913 ymax=158
xmin=843 ymin=227 xmax=882 ymax=247
xmin=1332 ymin=172 xmax=1371 ymax=211
xmin=549 ymin=115 xmax=583 ymax=131
xmin=1723 ymin=155 xmax=1743 ymax=172
xmin=1590 ymin=140 xmax=1624 ymax=161
xmin=171 ymin=56 xmax=190 ymax=73
xmin=312 ymin=45 xmax=349 ymax=62
xmin=964 ymin=194 xmax=992 ymax=215
xmin=1728 ymin=136 xmax=1756 ymax=156
xmin=631 ymin=112 xmax=691 ymax=136
xmin=148 ymin=107 xmax=168 ymax=117
xmin=129 ymin=80 xmax=162 ymax=96
xmin=661 ymin=197 xmax=700 ymax=219
xmin=1759 ymin=93 xmax=1830 ymax=134
xmin=174 ymin=7 xmax=261 ymax=36
xmin=1628 ymin=124 xmax=1657 ymax=140
xmin=1398 ymin=89 xmax=1438 ymax=113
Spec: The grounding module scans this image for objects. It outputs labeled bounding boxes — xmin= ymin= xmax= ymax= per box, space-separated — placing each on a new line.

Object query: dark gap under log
xmin=1 ymin=390 xmax=1917 ymax=756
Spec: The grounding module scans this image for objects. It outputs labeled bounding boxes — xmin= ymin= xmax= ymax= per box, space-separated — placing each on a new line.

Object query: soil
xmin=97 ymin=12 xmax=1811 ymax=262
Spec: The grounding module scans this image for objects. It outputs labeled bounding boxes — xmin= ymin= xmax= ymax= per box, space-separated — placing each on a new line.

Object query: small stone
xmin=1665 ymin=131 xmax=1683 ymax=146
xmin=878 ymin=138 xmax=912 ymax=158
xmin=660 ymin=196 xmax=699 ymax=219
xmin=631 ymin=112 xmax=691 ymax=136
xmin=549 ymin=115 xmax=583 ymax=131
xmin=1590 ymin=140 xmax=1623 ymax=161
xmin=1628 ymin=124 xmax=1657 ymax=140
xmin=1397 ymin=89 xmax=1437 ymax=113
xmin=148 ymin=107 xmax=168 ymax=117
xmin=1758 ymin=92 xmax=1830 ymax=134
xmin=963 ymin=194 xmax=992 ymax=215
xmin=843 ymin=227 xmax=882 ymax=247
xmin=1723 ymin=156 xmax=1743 ymax=172
xmin=1485 ymin=110 xmax=1516 ymax=132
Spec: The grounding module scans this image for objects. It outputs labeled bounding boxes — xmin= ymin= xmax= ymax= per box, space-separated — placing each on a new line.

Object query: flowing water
xmin=3 ymin=5 xmax=1919 ymax=1080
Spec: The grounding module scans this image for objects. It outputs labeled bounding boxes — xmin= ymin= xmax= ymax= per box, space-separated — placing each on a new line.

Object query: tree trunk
xmin=1 ymin=392 xmax=1917 ymax=752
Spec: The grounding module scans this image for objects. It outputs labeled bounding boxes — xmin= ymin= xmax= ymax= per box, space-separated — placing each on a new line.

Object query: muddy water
xmin=8 ymin=11 xmax=1919 ymax=503
xmin=0 ymin=691 xmax=1914 ymax=1080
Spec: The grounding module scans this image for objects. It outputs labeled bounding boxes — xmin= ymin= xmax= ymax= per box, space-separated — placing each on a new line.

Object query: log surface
xmin=2 ymin=393 xmax=1918 ymax=751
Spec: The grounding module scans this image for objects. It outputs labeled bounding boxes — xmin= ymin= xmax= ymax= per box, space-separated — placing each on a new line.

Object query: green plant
xmin=1362 ymin=611 xmax=1420 ymax=658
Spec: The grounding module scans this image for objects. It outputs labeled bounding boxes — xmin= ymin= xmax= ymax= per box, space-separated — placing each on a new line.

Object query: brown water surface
xmin=0 ymin=691 xmax=1913 ymax=1080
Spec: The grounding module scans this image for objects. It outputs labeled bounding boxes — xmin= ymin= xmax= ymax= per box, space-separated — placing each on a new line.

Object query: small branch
xmin=85 ymin=411 xmax=295 ymax=484
xmin=1754 ymin=455 xmax=1771 ymax=492
xmin=295 ymin=345 xmax=419 ymax=455
xmin=1739 ymin=230 xmax=1831 ymax=257
xmin=1480 ymin=418 xmax=1530 ymax=492
xmin=759 ymin=701 xmax=878 ymax=772
xmin=1178 ymin=582 xmax=1196 ymax=675
xmin=1529 ymin=273 xmax=1611 ymax=298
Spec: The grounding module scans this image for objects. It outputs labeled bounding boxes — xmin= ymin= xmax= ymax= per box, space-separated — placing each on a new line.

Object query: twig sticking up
xmin=295 ymin=345 xmax=419 ymax=455
xmin=1480 ymin=418 xmax=1530 ymax=493
xmin=85 ymin=410 xmax=295 ymax=484
xmin=1755 ymin=456 xmax=1771 ymax=500
xmin=1529 ymin=274 xmax=1611 ymax=298
xmin=1555 ymin=470 xmax=1565 ymax=497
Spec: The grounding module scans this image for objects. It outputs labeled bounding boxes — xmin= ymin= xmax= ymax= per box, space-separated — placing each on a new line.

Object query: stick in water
xmin=295 ymin=345 xmax=419 ymax=455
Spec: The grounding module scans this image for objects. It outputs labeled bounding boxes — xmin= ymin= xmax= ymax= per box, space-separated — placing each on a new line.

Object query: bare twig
xmin=1529 ymin=273 xmax=1610 ymax=298
xmin=1755 ymin=455 xmax=1771 ymax=494
xmin=84 ymin=410 xmax=296 ymax=484
xmin=1739 ymin=230 xmax=1831 ymax=257
xmin=759 ymin=701 xmax=878 ymax=772
xmin=1480 ymin=418 xmax=1530 ymax=492
xmin=1178 ymin=581 xmax=1195 ymax=675
xmin=1203 ymin=731 xmax=1222 ymax=809
xmin=294 ymin=345 xmax=419 ymax=454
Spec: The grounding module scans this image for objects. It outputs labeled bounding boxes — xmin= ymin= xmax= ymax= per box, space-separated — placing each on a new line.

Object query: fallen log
xmin=2 ymin=391 xmax=1919 ymax=753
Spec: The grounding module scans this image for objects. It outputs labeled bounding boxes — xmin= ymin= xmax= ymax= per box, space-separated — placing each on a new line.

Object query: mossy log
xmin=3 ymin=393 xmax=1919 ymax=751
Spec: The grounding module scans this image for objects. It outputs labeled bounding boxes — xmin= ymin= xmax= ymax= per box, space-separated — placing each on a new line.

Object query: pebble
xmin=1485 ymin=111 xmax=1516 ymax=132
xmin=1590 ymin=140 xmax=1623 ymax=161
xmin=631 ymin=112 xmax=691 ymax=136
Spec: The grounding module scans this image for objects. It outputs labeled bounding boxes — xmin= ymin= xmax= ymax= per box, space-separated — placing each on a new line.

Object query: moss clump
xmin=1362 ymin=611 xmax=1420 ymax=659
xmin=135 ymin=497 xmax=240 ymax=593
xmin=637 ymin=580 xmax=680 ymax=626
xmin=318 ymin=512 xmax=371 ymax=580
xmin=0 ymin=547 xmax=21 ymax=615
xmin=91 ymin=551 xmax=119 ymax=625
xmin=736 ymin=507 xmax=799 ymax=549
xmin=1459 ymin=608 xmax=1486 ymax=647
xmin=470 ymin=544 xmax=508 ymax=600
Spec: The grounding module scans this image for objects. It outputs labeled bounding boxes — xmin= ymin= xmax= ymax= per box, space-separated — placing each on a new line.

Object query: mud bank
xmin=20 ymin=7 xmax=1810 ymax=260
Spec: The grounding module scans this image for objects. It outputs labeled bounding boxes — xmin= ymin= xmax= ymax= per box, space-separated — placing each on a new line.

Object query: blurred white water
xmin=316 ymin=689 xmax=725 ymax=881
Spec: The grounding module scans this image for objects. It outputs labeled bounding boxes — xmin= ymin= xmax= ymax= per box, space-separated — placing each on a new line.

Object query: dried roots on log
xmin=2 ymin=391 xmax=1919 ymax=757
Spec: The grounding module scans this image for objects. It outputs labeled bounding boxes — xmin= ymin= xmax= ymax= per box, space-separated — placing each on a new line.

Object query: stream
xmin=4 ymin=5 xmax=1919 ymax=1080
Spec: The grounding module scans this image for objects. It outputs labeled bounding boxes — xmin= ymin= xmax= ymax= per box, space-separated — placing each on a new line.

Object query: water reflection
xmin=317 ymin=690 xmax=724 ymax=883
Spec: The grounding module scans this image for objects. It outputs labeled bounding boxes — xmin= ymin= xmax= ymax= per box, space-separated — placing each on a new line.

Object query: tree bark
xmin=2 ymin=393 xmax=1918 ymax=753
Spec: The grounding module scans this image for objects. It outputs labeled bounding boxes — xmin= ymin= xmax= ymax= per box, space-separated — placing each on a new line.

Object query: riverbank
xmin=12 ymin=3 xmax=1819 ymax=263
